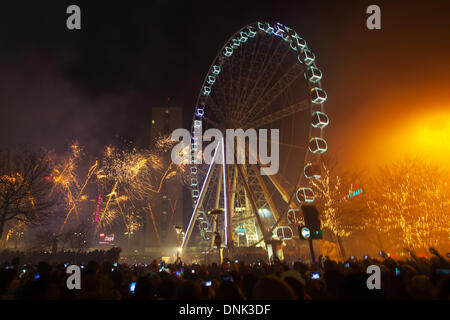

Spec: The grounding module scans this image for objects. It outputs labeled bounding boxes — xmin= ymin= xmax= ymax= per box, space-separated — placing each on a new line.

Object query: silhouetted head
xmin=252 ymin=276 xmax=296 ymax=300
xmin=216 ymin=280 xmax=245 ymax=300
xmin=339 ymin=272 xmax=386 ymax=300
xmin=284 ymin=276 xmax=305 ymax=300
xmin=173 ymin=280 xmax=204 ymax=300
xmin=134 ymin=276 xmax=155 ymax=300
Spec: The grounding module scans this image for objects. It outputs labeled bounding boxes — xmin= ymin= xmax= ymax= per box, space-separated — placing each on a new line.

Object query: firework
xmin=46 ymin=142 xmax=98 ymax=231
xmin=42 ymin=137 xmax=187 ymax=237
xmin=93 ymin=137 xmax=186 ymax=235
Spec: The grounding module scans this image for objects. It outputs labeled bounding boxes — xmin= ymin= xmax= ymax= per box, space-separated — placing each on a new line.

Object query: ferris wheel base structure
xmin=180 ymin=21 xmax=329 ymax=263
xmin=181 ymin=243 xmax=282 ymax=264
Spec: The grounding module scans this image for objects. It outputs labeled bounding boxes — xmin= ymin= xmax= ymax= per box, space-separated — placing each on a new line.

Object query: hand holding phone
xmin=129 ymin=281 xmax=136 ymax=293
xmin=203 ymin=280 xmax=212 ymax=287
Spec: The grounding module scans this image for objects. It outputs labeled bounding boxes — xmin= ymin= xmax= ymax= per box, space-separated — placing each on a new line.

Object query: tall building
xmin=143 ymin=106 xmax=183 ymax=256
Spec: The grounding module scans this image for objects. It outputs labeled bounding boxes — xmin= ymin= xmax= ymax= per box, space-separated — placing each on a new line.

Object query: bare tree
xmin=0 ymin=148 xmax=59 ymax=241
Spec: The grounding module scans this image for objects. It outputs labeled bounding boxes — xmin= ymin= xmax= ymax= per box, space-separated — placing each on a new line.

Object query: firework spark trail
xmin=114 ymin=191 xmax=131 ymax=231
xmin=4 ymin=221 xmax=25 ymax=246
xmin=91 ymin=136 xmax=187 ymax=233
xmin=46 ymin=142 xmax=98 ymax=230
xmin=167 ymin=197 xmax=178 ymax=232
xmin=5 ymin=229 xmax=13 ymax=242
xmin=132 ymin=162 xmax=174 ymax=195
xmin=147 ymin=203 xmax=161 ymax=247
xmin=96 ymin=181 xmax=117 ymax=231
xmin=59 ymin=160 xmax=99 ymax=231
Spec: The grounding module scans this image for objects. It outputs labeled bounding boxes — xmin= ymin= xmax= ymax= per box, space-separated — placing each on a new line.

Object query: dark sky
xmin=0 ymin=0 xmax=449 ymax=169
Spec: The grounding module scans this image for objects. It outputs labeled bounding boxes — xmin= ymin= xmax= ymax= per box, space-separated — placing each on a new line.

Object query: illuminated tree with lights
xmin=309 ymin=156 xmax=366 ymax=259
xmin=365 ymin=159 xmax=450 ymax=252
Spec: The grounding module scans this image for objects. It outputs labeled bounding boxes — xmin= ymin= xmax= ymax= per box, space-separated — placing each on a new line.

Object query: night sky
xmin=0 ymin=0 xmax=449 ymax=170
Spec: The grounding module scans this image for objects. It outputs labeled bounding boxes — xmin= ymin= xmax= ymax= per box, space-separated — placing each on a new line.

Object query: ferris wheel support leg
xmin=222 ymin=138 xmax=234 ymax=249
xmin=265 ymin=171 xmax=293 ymax=205
xmin=236 ymin=163 xmax=271 ymax=249
xmin=181 ymin=142 xmax=221 ymax=252
xmin=223 ymin=163 xmax=233 ymax=248
xmin=251 ymin=165 xmax=281 ymax=221
xmin=248 ymin=145 xmax=298 ymax=210
xmin=228 ymin=165 xmax=238 ymax=247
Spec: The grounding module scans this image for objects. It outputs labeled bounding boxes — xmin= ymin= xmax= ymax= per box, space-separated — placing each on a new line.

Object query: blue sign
xmin=347 ymin=188 xmax=363 ymax=198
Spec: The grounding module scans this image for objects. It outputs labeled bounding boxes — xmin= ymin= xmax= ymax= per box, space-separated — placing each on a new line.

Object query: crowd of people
xmin=0 ymin=248 xmax=121 ymax=266
xmin=0 ymin=248 xmax=449 ymax=300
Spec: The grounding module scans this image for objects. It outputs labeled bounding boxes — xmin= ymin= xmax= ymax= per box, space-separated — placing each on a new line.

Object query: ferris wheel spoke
xmin=200 ymin=115 xmax=221 ymax=129
xmin=241 ymin=40 xmax=288 ymax=116
xmin=234 ymin=38 xmax=260 ymax=118
xmin=229 ymin=40 xmax=261 ymax=121
xmin=225 ymin=54 xmax=236 ymax=115
xmin=245 ymin=98 xmax=309 ymax=129
xmin=246 ymin=62 xmax=306 ymax=122
xmin=237 ymin=36 xmax=276 ymax=114
xmin=229 ymin=44 xmax=248 ymax=118
xmin=207 ymin=95 xmax=227 ymax=124
xmin=225 ymin=51 xmax=245 ymax=120
xmin=257 ymin=138 xmax=307 ymax=150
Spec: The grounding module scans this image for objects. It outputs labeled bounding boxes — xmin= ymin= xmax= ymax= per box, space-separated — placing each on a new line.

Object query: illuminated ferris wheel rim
xmin=183 ymin=21 xmax=329 ymax=250
xmin=191 ymin=21 xmax=328 ymax=127
xmin=191 ymin=21 xmax=328 ymax=154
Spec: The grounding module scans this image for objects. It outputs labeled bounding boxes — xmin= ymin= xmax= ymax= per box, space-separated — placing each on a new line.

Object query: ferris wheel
xmin=180 ymin=22 xmax=329 ymax=257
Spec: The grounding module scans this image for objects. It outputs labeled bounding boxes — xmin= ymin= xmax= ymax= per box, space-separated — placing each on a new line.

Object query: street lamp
xmin=175 ymin=225 xmax=183 ymax=260
xmin=209 ymin=209 xmax=224 ymax=264
xmin=124 ymin=231 xmax=134 ymax=253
